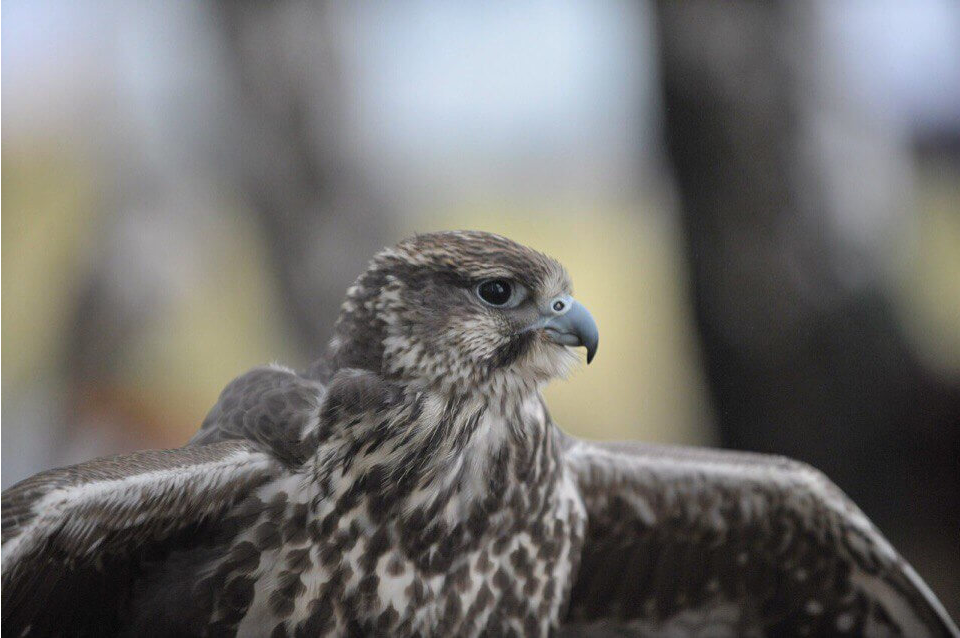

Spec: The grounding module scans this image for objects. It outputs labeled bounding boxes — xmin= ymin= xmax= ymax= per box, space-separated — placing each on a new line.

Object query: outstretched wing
xmin=190 ymin=365 xmax=326 ymax=466
xmin=2 ymin=440 xmax=278 ymax=635
xmin=562 ymin=438 xmax=959 ymax=637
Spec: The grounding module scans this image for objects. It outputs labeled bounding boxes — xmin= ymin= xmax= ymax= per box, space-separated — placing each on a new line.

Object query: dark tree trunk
xmin=655 ymin=0 xmax=960 ymax=615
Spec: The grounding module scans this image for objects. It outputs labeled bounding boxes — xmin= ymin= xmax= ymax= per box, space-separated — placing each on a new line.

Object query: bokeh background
xmin=3 ymin=0 xmax=959 ymax=618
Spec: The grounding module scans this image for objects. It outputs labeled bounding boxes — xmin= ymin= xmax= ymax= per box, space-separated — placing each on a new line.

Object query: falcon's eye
xmin=476 ymin=279 xmax=514 ymax=307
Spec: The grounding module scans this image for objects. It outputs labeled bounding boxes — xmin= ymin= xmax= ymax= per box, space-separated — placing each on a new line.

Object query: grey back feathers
xmin=2 ymin=231 xmax=957 ymax=637
xmin=190 ymin=365 xmax=325 ymax=466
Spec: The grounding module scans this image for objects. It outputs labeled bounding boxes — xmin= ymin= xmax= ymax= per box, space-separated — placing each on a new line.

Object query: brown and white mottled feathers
xmin=560 ymin=439 xmax=960 ymax=638
xmin=2 ymin=230 xmax=956 ymax=637
xmin=1 ymin=231 xmax=584 ymax=637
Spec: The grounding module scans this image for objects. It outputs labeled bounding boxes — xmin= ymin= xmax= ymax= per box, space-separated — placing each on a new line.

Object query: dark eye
xmin=477 ymin=279 xmax=513 ymax=306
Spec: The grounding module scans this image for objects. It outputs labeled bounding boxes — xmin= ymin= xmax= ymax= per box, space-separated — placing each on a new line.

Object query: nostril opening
xmin=552 ymin=300 xmax=565 ymax=312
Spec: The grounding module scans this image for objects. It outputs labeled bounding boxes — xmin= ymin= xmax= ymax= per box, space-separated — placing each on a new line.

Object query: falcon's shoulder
xmin=560 ymin=436 xmax=959 ymax=637
xmin=193 ymin=363 xmax=405 ymax=467
xmin=191 ymin=364 xmax=328 ymax=466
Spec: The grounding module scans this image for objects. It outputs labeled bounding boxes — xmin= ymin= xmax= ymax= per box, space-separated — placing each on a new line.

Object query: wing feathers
xmin=2 ymin=441 xmax=276 ymax=574
xmin=564 ymin=438 xmax=959 ymax=637
xmin=2 ymin=441 xmax=280 ymax=635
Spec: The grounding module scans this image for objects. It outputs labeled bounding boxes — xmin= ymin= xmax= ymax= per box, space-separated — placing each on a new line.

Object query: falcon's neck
xmin=317 ymin=376 xmax=563 ymax=528
xmin=437 ymin=387 xmax=559 ymax=510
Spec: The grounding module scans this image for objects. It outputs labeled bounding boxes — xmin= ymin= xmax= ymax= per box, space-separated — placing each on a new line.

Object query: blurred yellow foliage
xmin=6 ymin=151 xmax=957 ymax=453
xmin=2 ymin=149 xmax=99 ymax=387
xmin=896 ymin=166 xmax=960 ymax=378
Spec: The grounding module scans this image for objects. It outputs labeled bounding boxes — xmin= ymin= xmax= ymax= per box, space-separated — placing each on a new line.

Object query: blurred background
xmin=3 ymin=0 xmax=959 ymax=617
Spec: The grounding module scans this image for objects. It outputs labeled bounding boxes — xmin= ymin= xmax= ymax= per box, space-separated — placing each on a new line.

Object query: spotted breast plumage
xmin=2 ymin=231 xmax=957 ymax=637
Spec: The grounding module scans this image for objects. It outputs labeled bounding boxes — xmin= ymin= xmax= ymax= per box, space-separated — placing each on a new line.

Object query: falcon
xmin=3 ymin=231 xmax=957 ymax=637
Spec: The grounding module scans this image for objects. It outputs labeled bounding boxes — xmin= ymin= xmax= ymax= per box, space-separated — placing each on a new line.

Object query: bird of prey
xmin=3 ymin=231 xmax=957 ymax=637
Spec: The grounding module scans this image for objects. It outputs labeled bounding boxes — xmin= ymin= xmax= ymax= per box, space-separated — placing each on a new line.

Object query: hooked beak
xmin=542 ymin=298 xmax=599 ymax=364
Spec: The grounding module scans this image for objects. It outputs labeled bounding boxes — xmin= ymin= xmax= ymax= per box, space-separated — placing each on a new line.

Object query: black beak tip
xmin=585 ymin=341 xmax=597 ymax=364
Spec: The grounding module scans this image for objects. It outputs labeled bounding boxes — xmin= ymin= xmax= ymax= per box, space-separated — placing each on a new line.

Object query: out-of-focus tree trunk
xmin=655 ymin=0 xmax=960 ymax=615
xmin=213 ymin=1 xmax=392 ymax=356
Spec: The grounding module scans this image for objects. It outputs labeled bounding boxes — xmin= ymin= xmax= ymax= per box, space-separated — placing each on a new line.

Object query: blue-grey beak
xmin=542 ymin=298 xmax=599 ymax=364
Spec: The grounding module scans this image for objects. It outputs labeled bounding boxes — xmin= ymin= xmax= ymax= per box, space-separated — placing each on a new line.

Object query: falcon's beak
xmin=542 ymin=297 xmax=599 ymax=364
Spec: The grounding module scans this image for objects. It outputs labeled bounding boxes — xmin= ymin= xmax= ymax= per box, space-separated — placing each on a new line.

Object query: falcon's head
xmin=327 ymin=231 xmax=598 ymax=392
